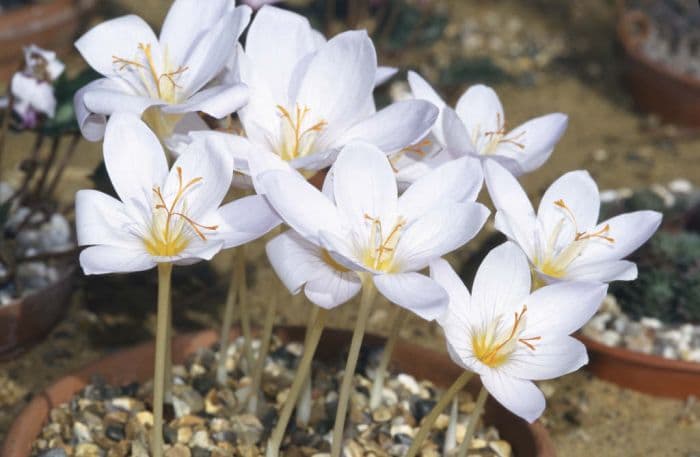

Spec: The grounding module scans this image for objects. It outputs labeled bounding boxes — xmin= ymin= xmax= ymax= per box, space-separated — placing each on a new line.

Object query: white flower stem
xmin=295 ymin=304 xmax=319 ymax=426
xmin=405 ymin=371 xmax=474 ymax=457
xmin=369 ymin=307 xmax=408 ymax=410
xmin=164 ymin=287 xmax=173 ymax=403
xmin=247 ymin=282 xmax=280 ymax=413
xmin=443 ymin=397 xmax=458 ymax=454
xmin=152 ymin=262 xmax=172 ymax=457
xmin=330 ymin=276 xmax=377 ymax=457
xmin=237 ymin=246 xmax=255 ymax=372
xmin=457 ymin=386 xmax=489 ymax=457
xmin=216 ymin=250 xmax=239 ymax=385
xmin=266 ymin=307 xmax=328 ymax=457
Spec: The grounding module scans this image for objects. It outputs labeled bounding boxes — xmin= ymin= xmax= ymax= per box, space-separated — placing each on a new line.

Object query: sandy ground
xmin=2 ymin=0 xmax=700 ymax=455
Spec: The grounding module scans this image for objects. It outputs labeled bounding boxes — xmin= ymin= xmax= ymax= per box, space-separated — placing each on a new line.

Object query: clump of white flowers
xmin=69 ymin=3 xmax=662 ymax=457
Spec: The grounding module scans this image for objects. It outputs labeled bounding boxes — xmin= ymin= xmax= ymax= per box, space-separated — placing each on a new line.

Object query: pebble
xmin=30 ymin=338 xmax=512 ymax=457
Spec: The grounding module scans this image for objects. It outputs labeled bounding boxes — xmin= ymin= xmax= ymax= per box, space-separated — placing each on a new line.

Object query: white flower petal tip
xmin=76 ymin=115 xmax=238 ymax=274
xmin=73 ymin=2 xmax=248 ymax=140
xmin=261 ymin=141 xmax=487 ymax=321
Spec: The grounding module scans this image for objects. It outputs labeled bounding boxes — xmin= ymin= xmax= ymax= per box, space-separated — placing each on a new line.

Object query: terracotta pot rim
xmin=0 ymin=263 xmax=77 ymax=313
xmin=3 ymin=327 xmax=556 ymax=457
xmin=578 ymin=333 xmax=700 ymax=373
xmin=0 ymin=0 xmax=95 ymax=37
xmin=617 ymin=8 xmax=700 ymax=91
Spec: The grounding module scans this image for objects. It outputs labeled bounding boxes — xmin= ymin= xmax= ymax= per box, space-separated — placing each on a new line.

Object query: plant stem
xmin=45 ymin=132 xmax=80 ymax=199
xmin=443 ymin=397 xmax=458 ymax=454
xmin=152 ymin=263 xmax=172 ymax=457
xmin=216 ymin=248 xmax=241 ymax=385
xmin=164 ymin=286 xmax=173 ymax=403
xmin=0 ymin=92 xmax=12 ymax=184
xmin=405 ymin=371 xmax=474 ymax=457
xmin=237 ymin=246 xmax=254 ymax=373
xmin=295 ymin=304 xmax=320 ymax=426
xmin=266 ymin=308 xmax=328 ymax=457
xmin=247 ymin=283 xmax=280 ymax=413
xmin=330 ymin=276 xmax=377 ymax=457
xmin=369 ymin=307 xmax=407 ymax=409
xmin=32 ymin=135 xmax=60 ymax=199
xmin=457 ymin=386 xmax=489 ymax=457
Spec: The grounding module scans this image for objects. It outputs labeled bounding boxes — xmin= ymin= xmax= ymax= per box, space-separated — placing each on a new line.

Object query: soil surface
xmin=2 ymin=1 xmax=700 ymax=456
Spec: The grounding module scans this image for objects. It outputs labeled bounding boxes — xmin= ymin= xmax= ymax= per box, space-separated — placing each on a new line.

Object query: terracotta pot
xmin=617 ymin=9 xmax=700 ymax=127
xmin=0 ymin=0 xmax=97 ymax=81
xmin=3 ymin=326 xmax=556 ymax=457
xmin=577 ymin=333 xmax=700 ymax=399
xmin=0 ymin=264 xmax=77 ymax=359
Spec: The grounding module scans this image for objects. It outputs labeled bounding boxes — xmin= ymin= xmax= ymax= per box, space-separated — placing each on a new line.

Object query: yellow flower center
xmin=143 ymin=167 xmax=218 ymax=257
xmin=276 ymin=104 xmax=327 ymax=162
xmin=361 ymin=214 xmax=405 ymax=272
xmin=112 ymin=43 xmax=188 ymax=104
xmin=533 ymin=199 xmax=615 ymax=282
xmin=472 ymin=305 xmax=540 ymax=368
xmin=389 ymin=138 xmax=433 ymax=172
xmin=474 ymin=113 xmax=526 ymax=156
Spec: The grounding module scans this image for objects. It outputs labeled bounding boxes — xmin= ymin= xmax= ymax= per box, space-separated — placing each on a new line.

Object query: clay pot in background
xmin=0 ymin=0 xmax=97 ymax=81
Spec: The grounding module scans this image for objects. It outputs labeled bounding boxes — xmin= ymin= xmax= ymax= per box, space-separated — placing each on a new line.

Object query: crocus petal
xmin=76 ymin=190 xmax=136 ymax=248
xmin=455 ymin=84 xmax=504 ymax=140
xmin=305 ymin=266 xmax=362 ymax=309
xmin=395 ymin=202 xmax=489 ymax=272
xmin=176 ymin=6 xmax=251 ymax=95
xmin=162 ymin=83 xmax=249 ymax=118
xmin=333 ymin=142 xmax=397 ymax=224
xmin=74 ymin=78 xmax=124 ymax=141
xmin=579 ymin=210 xmax=662 ymax=263
xmin=375 ymin=66 xmax=398 ymax=86
xmin=258 ymin=170 xmax=342 ymax=243
xmin=484 ymin=161 xmax=537 ymax=258
xmin=245 ymin=5 xmax=319 ymax=102
xmin=217 ymin=195 xmax=281 ymax=248
xmin=373 ymin=272 xmax=448 ymax=321
xmin=470 ymin=242 xmax=531 ymax=325
xmin=75 ymin=15 xmax=160 ymax=78
xmin=525 ymin=281 xmax=608 ymax=337
xmin=407 ymin=70 xmax=446 ymax=110
xmin=267 ymin=230 xmax=321 ymax=294
xmin=480 ymin=370 xmax=545 ymax=423
xmin=83 ymin=86 xmax=159 ymax=116
xmin=171 ymin=237 xmax=225 ymax=264
xmin=163 ymin=136 xmax=234 ymax=219
xmin=293 ymin=30 xmax=376 ymax=130
xmin=429 ymin=258 xmax=470 ymax=325
xmin=498 ymin=113 xmax=568 ymax=174
xmin=159 ymin=0 xmax=238 ymax=67
xmin=399 ymin=156 xmax=483 ymax=223
xmin=442 ymin=107 xmax=476 ymax=157
xmin=336 ymin=100 xmax=438 ymax=153
xmin=103 ymin=114 xmax=169 ymax=205
xmin=503 ymin=336 xmax=588 ymax=381
xmin=11 ymin=74 xmax=55 ymax=116
xmin=80 ymin=245 xmax=155 ymax=275
xmin=563 ymin=260 xmax=638 ymax=282
xmin=537 ymin=170 xmax=600 ymax=236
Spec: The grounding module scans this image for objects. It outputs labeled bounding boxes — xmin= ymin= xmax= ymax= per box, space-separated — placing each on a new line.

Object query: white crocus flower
xmin=433 ymin=242 xmax=607 ymax=422
xmin=484 ymin=161 xmax=662 ymax=286
xmin=10 ymin=45 xmax=65 ymax=127
xmin=260 ymin=141 xmax=489 ymax=319
xmin=407 ymin=71 xmax=568 ymax=177
xmin=73 ymin=0 xmax=251 ymax=142
xmin=75 ymin=114 xmax=280 ymax=274
xmin=234 ymin=6 xmax=435 ymax=175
